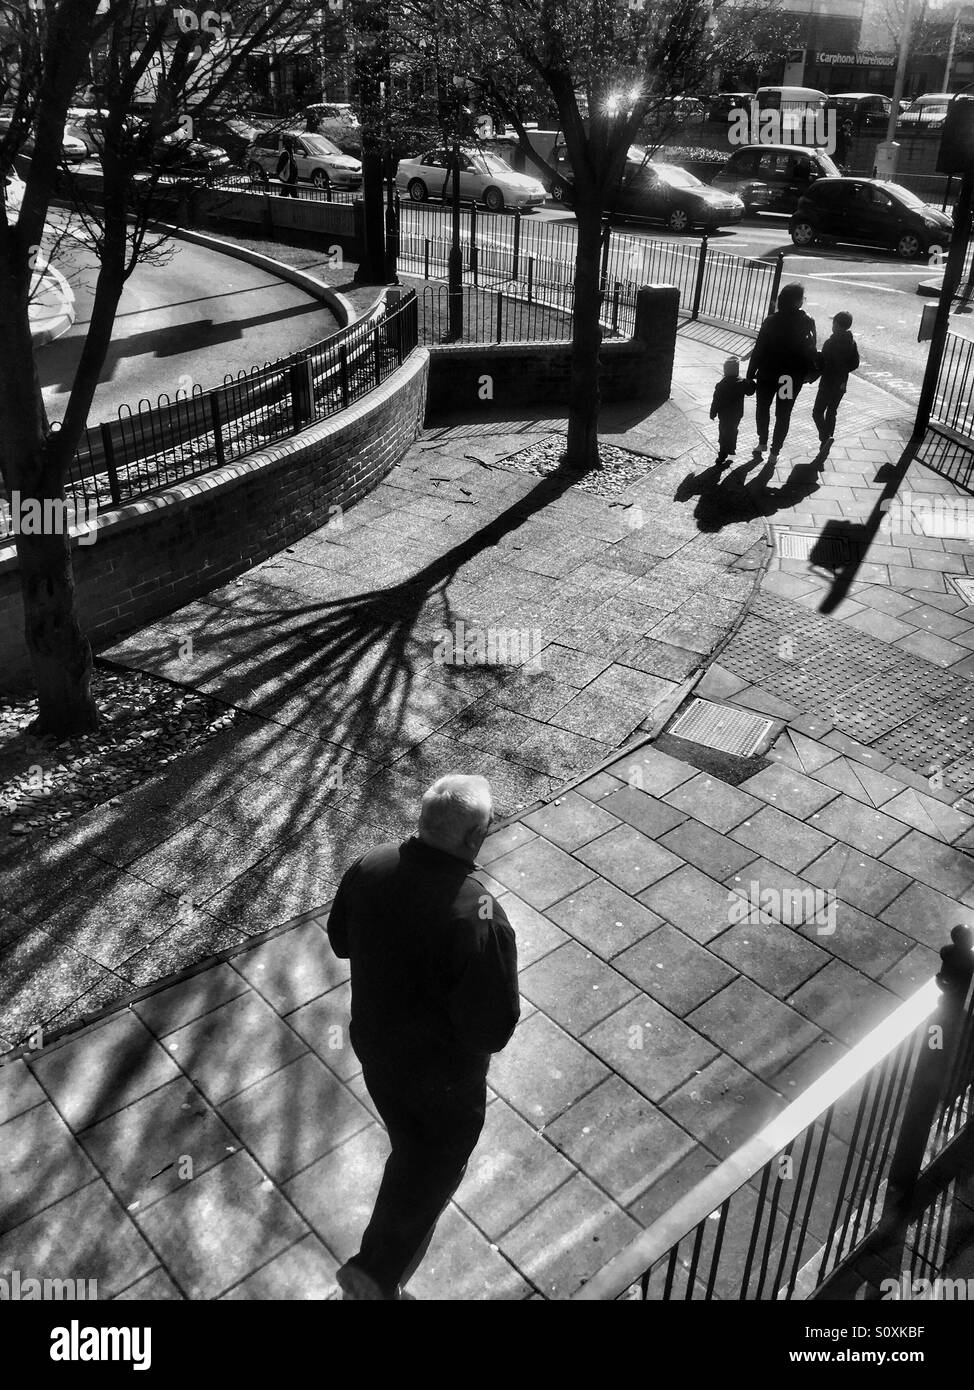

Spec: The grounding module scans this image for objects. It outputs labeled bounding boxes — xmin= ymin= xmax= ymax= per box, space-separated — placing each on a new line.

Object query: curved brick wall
xmin=0 ymin=349 xmax=429 ymax=690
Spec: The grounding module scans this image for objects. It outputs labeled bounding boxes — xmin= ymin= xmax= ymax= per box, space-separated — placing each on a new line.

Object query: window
xmin=869 ymin=186 xmax=894 ymax=209
xmin=730 ymin=151 xmax=758 ymax=175
xmin=757 ymin=152 xmax=791 ymax=177
xmin=257 ymin=133 xmax=278 ymax=151
xmin=422 ymin=150 xmax=447 ymax=167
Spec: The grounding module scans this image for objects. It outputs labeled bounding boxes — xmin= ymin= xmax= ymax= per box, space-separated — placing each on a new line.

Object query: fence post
xmin=424 ymin=237 xmax=430 ymax=280
xmin=373 ymin=325 xmax=383 ymax=386
xmin=511 ymin=207 xmax=521 ymax=280
xmin=208 ymin=394 xmax=225 ymax=469
xmin=691 ymin=232 xmax=708 ymax=322
xmin=99 ymin=422 xmax=122 ymax=508
xmin=495 ymin=290 xmax=504 ymax=343
xmin=470 ymin=202 xmax=479 ymax=286
xmin=885 ymin=925 xmax=974 ymax=1212
xmin=599 ymin=219 xmax=612 ymax=293
xmin=527 ymin=255 xmax=534 ymax=303
xmin=289 ymin=361 xmax=306 ymax=432
xmin=769 ymin=251 xmax=784 ymax=315
xmin=305 ymin=355 xmax=317 ymax=419
xmin=339 ymin=344 xmax=350 ymax=408
xmin=611 ymin=282 xmax=621 ymax=335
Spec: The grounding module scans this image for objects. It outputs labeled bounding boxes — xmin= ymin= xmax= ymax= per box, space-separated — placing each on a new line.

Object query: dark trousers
xmin=812 ymin=385 xmax=845 ymax=442
xmin=754 ymin=379 xmax=803 ymax=453
xmin=279 ymin=179 xmax=298 ymax=198
xmin=350 ymin=1063 xmax=487 ymax=1296
xmin=716 ymin=416 xmax=741 ymax=459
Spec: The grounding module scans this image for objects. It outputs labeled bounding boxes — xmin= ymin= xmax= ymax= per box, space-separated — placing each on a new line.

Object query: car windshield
xmin=473 ymin=152 xmax=515 ymax=174
xmin=301 ymin=134 xmax=342 ymax=156
xmin=656 ymin=164 xmax=703 ymax=188
xmin=885 ymin=183 xmax=926 ymax=209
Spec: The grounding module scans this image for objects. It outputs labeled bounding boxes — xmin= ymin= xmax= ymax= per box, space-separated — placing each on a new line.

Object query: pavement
xmin=1 ymin=321 xmax=973 ymax=1300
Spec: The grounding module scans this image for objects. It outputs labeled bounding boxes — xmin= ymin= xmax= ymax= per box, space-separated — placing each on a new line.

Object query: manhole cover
xmin=667 ymin=698 xmax=778 ymax=757
xmin=948 ymin=575 xmax=974 ymax=607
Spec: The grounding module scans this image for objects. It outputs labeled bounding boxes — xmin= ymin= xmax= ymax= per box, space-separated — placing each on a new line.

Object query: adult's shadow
xmin=681 ymin=454 xmax=825 ymax=532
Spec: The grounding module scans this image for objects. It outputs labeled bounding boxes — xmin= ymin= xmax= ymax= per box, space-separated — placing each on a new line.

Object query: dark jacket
xmin=276 ymin=147 xmax=298 ymax=183
xmin=327 ymin=836 xmax=520 ymax=1086
xmin=746 ymin=307 xmax=818 ymax=390
xmin=817 ymin=329 xmax=860 ymax=394
xmin=710 ymin=376 xmax=754 ymax=422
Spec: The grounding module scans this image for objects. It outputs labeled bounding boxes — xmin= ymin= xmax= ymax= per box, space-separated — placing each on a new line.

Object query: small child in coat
xmin=710 ymin=356 xmax=755 ymax=465
xmin=813 ymin=311 xmax=859 ymax=457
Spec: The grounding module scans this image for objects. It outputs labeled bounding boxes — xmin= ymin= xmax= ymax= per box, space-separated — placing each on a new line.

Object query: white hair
xmin=419 ymin=775 xmax=492 ymax=853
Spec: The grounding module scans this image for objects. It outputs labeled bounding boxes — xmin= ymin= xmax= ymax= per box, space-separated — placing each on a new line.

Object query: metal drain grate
xmin=947 ymin=575 xmax=974 ymax=607
xmin=774 ymin=528 xmax=863 ymax=566
xmin=667 ymin=698 xmax=777 ymax=757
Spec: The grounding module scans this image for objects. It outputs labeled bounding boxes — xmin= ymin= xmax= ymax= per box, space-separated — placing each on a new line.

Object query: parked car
xmin=707 ymin=92 xmax=754 ymax=122
xmin=304 ymin=102 xmax=361 ymax=153
xmin=898 ymin=93 xmax=952 ymax=131
xmin=396 ymin=147 xmax=546 ymax=211
xmin=64 ymin=108 xmax=104 ymax=156
xmin=609 ymin=159 xmax=744 ymax=231
xmin=710 ymin=143 xmax=840 ymax=215
xmin=245 ymin=130 xmax=362 ymax=190
xmin=789 ymin=177 xmax=953 ymax=259
xmin=826 ymin=93 xmax=893 ymax=137
xmin=3 ymin=165 xmax=24 ymax=220
xmin=652 ymin=95 xmax=707 ymax=124
xmin=0 ymin=115 xmax=87 ymax=165
xmin=192 ymin=115 xmax=268 ymax=162
xmin=150 ymin=132 xmax=233 ymax=182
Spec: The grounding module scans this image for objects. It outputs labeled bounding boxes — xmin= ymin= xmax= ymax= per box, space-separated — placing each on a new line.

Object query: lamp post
xmin=447 ymin=75 xmax=465 ymax=340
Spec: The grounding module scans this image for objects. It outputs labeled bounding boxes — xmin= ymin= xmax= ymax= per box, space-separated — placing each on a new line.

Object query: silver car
xmin=245 ymin=130 xmax=362 ymax=190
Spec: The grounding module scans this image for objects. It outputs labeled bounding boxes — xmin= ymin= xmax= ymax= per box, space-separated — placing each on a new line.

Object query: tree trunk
xmin=14 ymin=526 xmax=98 ymax=736
xmin=564 ymin=198 xmax=604 ymax=470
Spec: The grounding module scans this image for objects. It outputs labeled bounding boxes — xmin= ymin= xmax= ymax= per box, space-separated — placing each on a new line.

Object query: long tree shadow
xmin=1 ymin=452 xmax=597 ymax=1064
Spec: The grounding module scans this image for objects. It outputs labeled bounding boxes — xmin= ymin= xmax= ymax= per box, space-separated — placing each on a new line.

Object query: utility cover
xmin=667 ymin=698 xmax=777 ymax=758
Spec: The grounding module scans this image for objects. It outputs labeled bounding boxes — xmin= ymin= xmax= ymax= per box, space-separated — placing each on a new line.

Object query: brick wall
xmin=0 ymin=352 xmax=429 ymax=691
xmin=424 ymin=284 xmax=679 ymax=419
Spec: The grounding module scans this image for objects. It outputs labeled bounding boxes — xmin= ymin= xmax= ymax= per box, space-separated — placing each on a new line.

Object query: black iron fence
xmin=62 ymin=291 xmax=418 ymax=512
xmin=397 ymin=201 xmax=780 ymax=338
xmin=924 ymin=329 xmax=974 ymax=490
xmin=574 ymin=926 xmax=974 ymax=1301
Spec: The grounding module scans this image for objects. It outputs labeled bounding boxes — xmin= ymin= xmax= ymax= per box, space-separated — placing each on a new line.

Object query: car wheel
xmin=551 ymin=180 xmax=568 ymax=202
xmin=312 ymin=169 xmax=331 ymax=190
xmin=667 ymin=206 xmax=691 ymax=233
xmin=247 ymin=161 xmax=266 ymax=184
xmin=407 ymin=178 xmax=428 ymax=202
xmin=791 ymin=220 xmax=816 ymax=247
xmin=483 ymin=185 xmax=504 ymax=213
xmin=896 ymin=232 xmax=923 ymax=260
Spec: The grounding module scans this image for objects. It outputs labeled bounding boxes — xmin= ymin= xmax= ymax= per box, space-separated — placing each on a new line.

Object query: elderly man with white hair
xmin=327 ymin=774 xmax=520 ymax=1300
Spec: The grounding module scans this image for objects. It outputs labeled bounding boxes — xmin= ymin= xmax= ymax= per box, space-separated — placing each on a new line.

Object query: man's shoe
xmin=336 ymin=1262 xmax=390 ymax=1301
xmin=768 ymin=450 xmax=780 ymax=465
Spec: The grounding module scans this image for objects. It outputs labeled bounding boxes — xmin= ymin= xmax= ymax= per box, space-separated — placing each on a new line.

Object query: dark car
xmin=789 ymin=177 xmax=953 ymax=259
xmin=826 ymin=93 xmax=892 ymax=137
xmin=609 ymin=158 xmax=744 ymax=231
xmin=150 ymin=132 xmax=233 ymax=182
xmin=710 ymin=143 xmax=840 ymax=215
xmin=191 ymin=116 xmax=268 ymax=162
xmin=708 ymin=92 xmax=754 ymax=122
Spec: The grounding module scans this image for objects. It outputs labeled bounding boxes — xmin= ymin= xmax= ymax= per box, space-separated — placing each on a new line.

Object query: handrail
xmin=573 ymin=977 xmax=942 ymax=1301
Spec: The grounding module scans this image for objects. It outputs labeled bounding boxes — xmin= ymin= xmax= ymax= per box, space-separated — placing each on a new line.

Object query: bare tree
xmin=0 ymin=0 xmax=312 ymax=736
xmin=430 ymin=0 xmax=787 ymax=470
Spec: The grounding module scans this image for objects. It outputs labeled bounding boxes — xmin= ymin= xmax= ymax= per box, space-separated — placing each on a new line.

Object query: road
xmin=38 ymin=229 xmax=339 ymax=429
xmin=437 ymin=203 xmax=974 ymax=411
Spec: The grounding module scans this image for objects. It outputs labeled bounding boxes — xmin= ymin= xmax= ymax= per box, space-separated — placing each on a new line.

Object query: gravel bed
xmin=0 ymin=666 xmax=240 ymax=850
xmin=499 ymin=436 xmax=665 ymax=497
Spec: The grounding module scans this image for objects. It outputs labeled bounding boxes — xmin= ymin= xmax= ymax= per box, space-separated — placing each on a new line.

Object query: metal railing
xmin=211 ymin=173 xmax=360 ymax=205
xmin=397 ymin=201 xmax=780 ymax=338
xmin=60 ymin=291 xmax=418 ymax=512
xmin=574 ymin=926 xmax=974 ymax=1301
xmin=923 ymin=329 xmax=974 ymax=491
